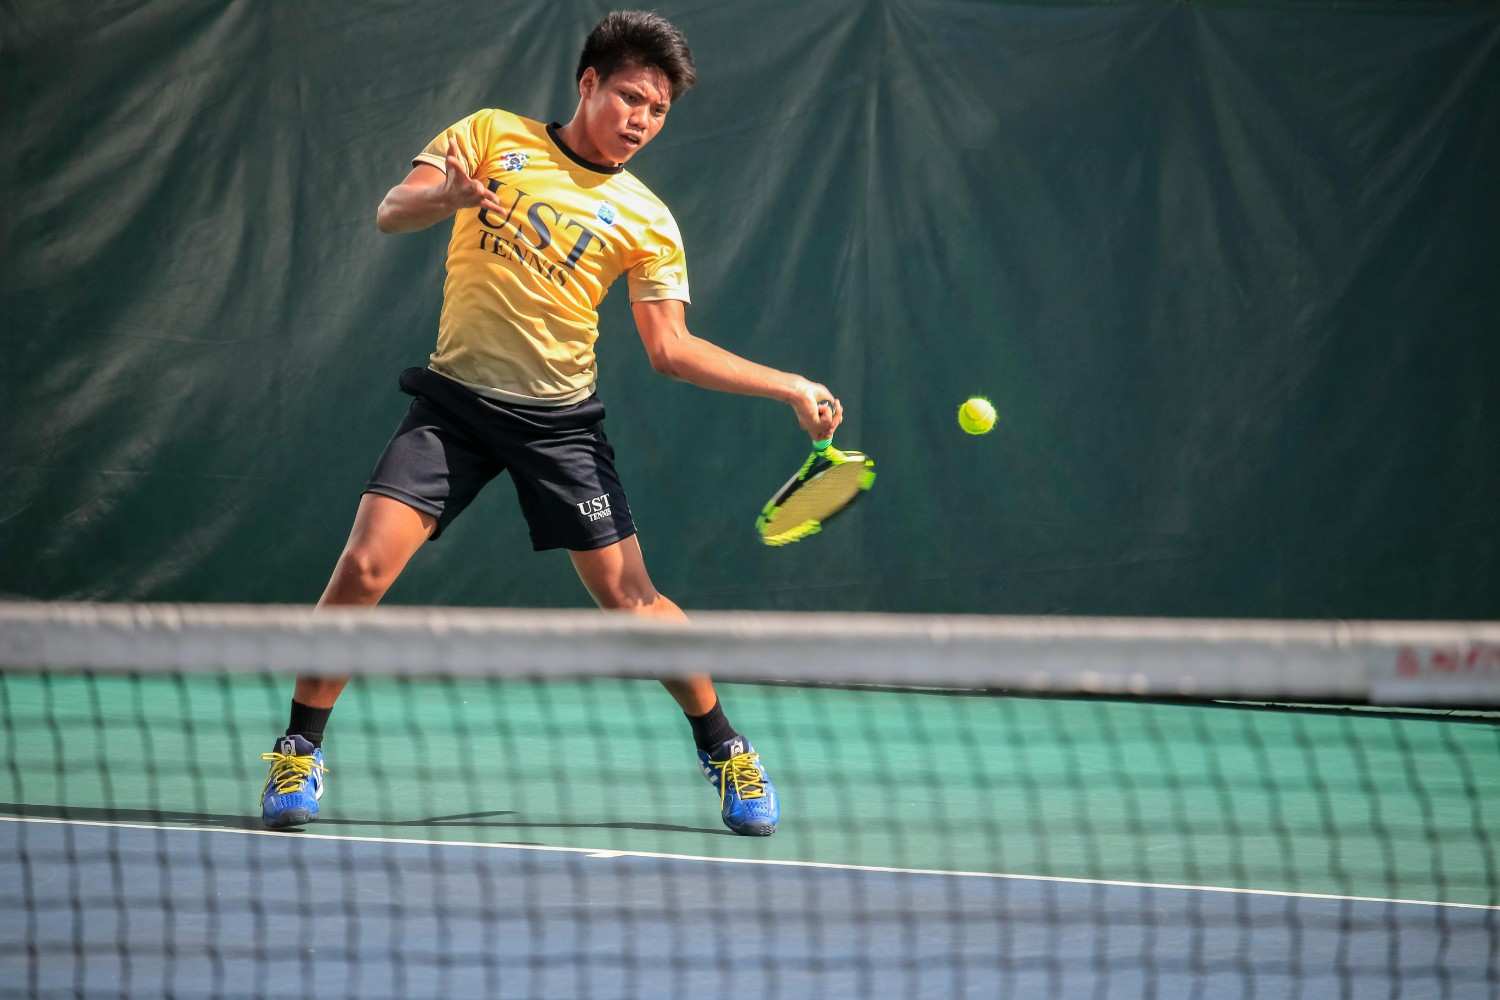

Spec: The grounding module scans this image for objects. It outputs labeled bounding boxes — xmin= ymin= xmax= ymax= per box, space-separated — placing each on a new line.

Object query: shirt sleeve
xmin=412 ymin=109 xmax=492 ymax=175
xmin=627 ymin=208 xmax=692 ymax=304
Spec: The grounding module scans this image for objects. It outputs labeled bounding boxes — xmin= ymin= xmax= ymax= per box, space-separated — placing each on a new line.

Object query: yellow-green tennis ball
xmin=957 ymin=396 xmax=997 ymax=435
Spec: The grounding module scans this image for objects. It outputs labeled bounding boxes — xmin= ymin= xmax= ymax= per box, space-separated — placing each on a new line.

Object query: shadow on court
xmin=0 ymin=801 xmax=729 ymax=837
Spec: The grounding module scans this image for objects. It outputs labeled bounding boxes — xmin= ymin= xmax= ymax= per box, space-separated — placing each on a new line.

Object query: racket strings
xmin=757 ymin=446 xmax=875 ymax=545
xmin=769 ymin=463 xmax=867 ymax=524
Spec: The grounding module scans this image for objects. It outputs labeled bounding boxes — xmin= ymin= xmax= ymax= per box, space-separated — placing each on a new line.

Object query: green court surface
xmin=4 ymin=671 xmax=1497 ymax=907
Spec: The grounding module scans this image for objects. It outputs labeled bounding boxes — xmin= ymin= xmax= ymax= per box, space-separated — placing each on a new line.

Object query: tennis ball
xmin=957 ymin=396 xmax=997 ymax=435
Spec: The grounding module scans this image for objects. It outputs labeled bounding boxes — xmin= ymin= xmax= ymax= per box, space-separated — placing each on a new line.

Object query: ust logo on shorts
xmin=500 ymin=151 xmax=529 ymax=172
xmin=576 ymin=493 xmax=612 ymax=522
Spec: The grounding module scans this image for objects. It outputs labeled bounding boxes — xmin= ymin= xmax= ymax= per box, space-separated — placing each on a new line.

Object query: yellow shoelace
xmin=708 ymin=751 xmax=765 ymax=805
xmin=260 ymin=750 xmax=327 ymax=795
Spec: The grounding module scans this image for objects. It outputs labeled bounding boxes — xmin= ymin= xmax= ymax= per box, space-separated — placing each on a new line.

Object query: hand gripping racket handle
xmin=813 ymin=400 xmax=835 ymax=452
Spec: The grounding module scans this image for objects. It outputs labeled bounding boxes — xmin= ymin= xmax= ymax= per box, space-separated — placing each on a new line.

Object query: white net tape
xmin=3 ymin=602 xmax=1498 ymax=704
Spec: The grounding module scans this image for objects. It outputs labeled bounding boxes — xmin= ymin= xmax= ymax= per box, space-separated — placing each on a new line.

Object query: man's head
xmin=568 ymin=11 xmax=695 ymax=167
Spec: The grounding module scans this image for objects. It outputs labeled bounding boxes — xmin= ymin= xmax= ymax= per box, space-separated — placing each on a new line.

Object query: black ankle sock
xmin=286 ymin=700 xmax=332 ymax=748
xmin=686 ymin=699 xmax=739 ymax=754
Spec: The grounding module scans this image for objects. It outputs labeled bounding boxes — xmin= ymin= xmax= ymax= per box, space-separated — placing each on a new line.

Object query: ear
xmin=578 ymin=66 xmax=599 ymax=100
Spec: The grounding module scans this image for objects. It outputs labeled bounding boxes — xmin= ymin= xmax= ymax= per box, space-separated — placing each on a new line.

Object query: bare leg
xmin=568 ymin=535 xmax=717 ymax=714
xmin=571 ymin=536 xmax=778 ymax=836
xmin=295 ymin=493 xmax=437 ymax=708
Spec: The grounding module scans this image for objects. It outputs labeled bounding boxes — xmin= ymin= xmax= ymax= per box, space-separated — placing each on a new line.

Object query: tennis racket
xmin=755 ymin=415 xmax=875 ymax=547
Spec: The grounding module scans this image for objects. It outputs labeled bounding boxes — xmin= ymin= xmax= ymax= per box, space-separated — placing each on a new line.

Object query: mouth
xmin=620 ymin=132 xmax=643 ymax=150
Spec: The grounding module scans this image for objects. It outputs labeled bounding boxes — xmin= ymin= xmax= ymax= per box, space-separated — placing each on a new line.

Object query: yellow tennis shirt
xmin=412 ymin=108 xmax=691 ymax=405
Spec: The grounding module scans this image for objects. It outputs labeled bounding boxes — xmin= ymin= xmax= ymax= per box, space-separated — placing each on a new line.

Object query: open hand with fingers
xmin=439 ymin=138 xmax=505 ymax=216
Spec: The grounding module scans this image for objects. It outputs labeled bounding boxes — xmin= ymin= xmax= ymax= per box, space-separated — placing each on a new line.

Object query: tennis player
xmin=259 ymin=11 xmax=841 ymax=836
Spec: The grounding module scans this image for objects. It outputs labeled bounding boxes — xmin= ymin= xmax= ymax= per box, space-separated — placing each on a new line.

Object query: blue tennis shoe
xmin=260 ymin=734 xmax=327 ymax=830
xmin=699 ymin=737 xmax=779 ymax=836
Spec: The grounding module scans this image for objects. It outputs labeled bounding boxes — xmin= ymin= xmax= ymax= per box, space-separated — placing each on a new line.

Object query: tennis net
xmin=2 ymin=602 xmax=1497 ymax=999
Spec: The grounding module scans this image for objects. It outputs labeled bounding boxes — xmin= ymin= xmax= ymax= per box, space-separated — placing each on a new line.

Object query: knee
xmin=334 ymin=545 xmax=399 ymax=601
xmin=593 ymin=581 xmax=660 ymax=612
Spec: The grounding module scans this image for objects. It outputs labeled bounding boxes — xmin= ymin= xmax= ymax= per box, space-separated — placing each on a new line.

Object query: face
xmin=578 ymin=63 xmax=671 ymax=166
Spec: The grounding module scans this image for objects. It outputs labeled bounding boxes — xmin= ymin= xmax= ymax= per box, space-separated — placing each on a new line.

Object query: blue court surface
xmin=3 ymin=674 xmax=1497 ymax=998
xmin=4 ymin=817 xmax=1496 ymax=999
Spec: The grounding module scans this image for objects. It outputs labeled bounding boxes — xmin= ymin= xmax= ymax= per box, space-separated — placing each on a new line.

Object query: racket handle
xmin=814 ymin=399 xmax=835 ymax=451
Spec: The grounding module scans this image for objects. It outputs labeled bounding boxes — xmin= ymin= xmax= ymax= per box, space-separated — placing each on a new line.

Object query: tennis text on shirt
xmin=412 ymin=107 xmax=691 ymax=405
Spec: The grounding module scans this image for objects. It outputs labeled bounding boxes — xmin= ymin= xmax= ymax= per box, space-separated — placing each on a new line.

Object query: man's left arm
xmin=632 ymin=299 xmax=841 ymax=440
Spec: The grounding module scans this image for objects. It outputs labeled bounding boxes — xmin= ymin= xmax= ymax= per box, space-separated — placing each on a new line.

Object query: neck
xmin=556 ymin=114 xmax=619 ymax=169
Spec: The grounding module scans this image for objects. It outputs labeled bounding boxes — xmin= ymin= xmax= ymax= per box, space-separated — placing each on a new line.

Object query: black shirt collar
xmin=547 ymin=122 xmax=623 ymax=175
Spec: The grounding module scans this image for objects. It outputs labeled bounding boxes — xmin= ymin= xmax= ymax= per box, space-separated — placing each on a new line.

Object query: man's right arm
xmin=375 ymin=139 xmax=505 ymax=234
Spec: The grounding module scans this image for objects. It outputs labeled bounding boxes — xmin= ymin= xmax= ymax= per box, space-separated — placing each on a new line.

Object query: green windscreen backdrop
xmin=2 ymin=1 xmax=1497 ymax=616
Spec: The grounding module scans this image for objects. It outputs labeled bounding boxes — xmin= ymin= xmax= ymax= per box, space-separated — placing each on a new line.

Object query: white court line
xmin=4 ymin=813 xmax=1496 ymax=913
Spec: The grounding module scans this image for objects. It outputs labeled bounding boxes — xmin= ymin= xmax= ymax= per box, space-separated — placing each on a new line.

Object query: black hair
xmin=576 ymin=10 xmax=696 ymax=101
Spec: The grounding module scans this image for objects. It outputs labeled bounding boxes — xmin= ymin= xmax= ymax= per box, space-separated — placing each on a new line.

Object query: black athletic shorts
xmin=363 ymin=366 xmax=637 ymax=550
